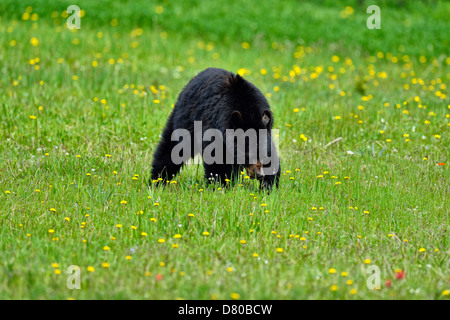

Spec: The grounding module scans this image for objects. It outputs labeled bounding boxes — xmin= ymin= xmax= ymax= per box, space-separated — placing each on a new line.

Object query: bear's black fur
xmin=151 ymin=68 xmax=280 ymax=190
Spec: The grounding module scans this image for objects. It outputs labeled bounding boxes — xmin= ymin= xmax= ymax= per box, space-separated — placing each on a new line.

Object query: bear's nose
xmin=245 ymin=161 xmax=264 ymax=179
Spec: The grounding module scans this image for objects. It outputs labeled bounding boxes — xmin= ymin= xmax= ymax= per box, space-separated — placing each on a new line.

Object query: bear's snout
xmin=245 ymin=161 xmax=263 ymax=179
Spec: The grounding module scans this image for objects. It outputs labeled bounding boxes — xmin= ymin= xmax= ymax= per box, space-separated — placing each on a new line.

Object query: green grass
xmin=0 ymin=0 xmax=449 ymax=300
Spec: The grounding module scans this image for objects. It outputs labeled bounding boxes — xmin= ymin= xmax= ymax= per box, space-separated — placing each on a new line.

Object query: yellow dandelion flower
xmin=241 ymin=42 xmax=250 ymax=49
xmin=231 ymin=293 xmax=240 ymax=300
xmin=30 ymin=37 xmax=39 ymax=46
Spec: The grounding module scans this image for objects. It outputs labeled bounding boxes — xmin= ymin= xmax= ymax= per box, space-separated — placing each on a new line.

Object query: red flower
xmin=437 ymin=163 xmax=445 ymax=166
xmin=155 ymin=274 xmax=163 ymax=281
xmin=395 ymin=270 xmax=405 ymax=280
xmin=385 ymin=279 xmax=392 ymax=288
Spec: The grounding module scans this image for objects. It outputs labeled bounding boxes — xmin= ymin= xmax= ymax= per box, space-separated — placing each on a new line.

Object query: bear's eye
xmin=231 ymin=110 xmax=243 ymax=128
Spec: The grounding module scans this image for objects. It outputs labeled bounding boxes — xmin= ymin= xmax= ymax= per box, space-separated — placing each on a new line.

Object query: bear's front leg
xmin=259 ymin=163 xmax=281 ymax=191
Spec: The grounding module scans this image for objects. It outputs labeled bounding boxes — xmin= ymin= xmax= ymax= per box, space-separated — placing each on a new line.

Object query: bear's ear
xmin=231 ymin=110 xmax=243 ymax=128
xmin=262 ymin=110 xmax=272 ymax=127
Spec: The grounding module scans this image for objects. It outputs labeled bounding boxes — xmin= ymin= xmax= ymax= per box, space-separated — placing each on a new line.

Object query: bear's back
xmin=171 ymin=68 xmax=269 ymax=131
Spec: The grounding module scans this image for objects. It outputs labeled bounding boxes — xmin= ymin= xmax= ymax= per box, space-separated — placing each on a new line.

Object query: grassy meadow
xmin=0 ymin=0 xmax=449 ymax=299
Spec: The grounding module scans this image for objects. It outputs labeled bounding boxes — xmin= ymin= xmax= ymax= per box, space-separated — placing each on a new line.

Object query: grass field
xmin=0 ymin=0 xmax=449 ymax=300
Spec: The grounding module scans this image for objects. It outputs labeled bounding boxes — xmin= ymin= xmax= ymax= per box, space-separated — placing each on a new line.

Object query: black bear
xmin=151 ymin=68 xmax=280 ymax=190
